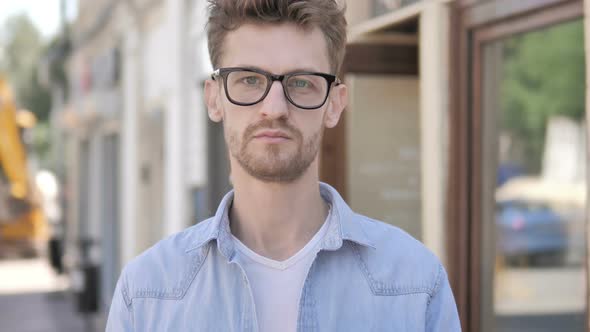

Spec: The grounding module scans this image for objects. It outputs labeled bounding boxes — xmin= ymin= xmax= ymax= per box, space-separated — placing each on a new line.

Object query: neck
xmin=229 ymin=158 xmax=329 ymax=261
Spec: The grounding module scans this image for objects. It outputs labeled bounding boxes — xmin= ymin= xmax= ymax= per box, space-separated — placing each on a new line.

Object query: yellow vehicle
xmin=0 ymin=76 xmax=48 ymax=257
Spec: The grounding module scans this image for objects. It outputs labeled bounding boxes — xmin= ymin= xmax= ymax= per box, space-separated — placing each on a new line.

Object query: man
xmin=107 ymin=0 xmax=461 ymax=331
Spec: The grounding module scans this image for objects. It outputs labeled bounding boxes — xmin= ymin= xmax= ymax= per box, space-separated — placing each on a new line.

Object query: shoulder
xmin=350 ymin=213 xmax=445 ymax=297
xmin=119 ymin=218 xmax=214 ymax=301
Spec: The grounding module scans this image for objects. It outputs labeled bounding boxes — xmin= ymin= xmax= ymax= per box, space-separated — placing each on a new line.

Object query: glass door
xmin=477 ymin=19 xmax=587 ymax=332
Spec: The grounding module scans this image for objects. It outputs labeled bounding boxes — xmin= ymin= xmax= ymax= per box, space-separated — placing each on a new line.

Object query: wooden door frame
xmin=448 ymin=0 xmax=585 ymax=331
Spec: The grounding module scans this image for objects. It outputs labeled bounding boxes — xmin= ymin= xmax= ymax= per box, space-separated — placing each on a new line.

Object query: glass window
xmin=347 ymin=75 xmax=422 ymax=239
xmin=480 ymin=19 xmax=587 ymax=332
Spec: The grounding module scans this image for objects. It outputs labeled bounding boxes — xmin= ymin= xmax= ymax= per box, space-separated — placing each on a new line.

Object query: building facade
xmin=337 ymin=0 xmax=589 ymax=331
xmin=58 ymin=0 xmax=212 ymax=316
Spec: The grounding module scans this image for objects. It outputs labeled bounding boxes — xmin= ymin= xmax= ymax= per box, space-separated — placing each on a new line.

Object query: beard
xmin=225 ymin=118 xmax=323 ymax=183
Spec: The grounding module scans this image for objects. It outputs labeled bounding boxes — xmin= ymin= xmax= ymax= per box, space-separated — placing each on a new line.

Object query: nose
xmin=258 ymin=80 xmax=289 ymax=119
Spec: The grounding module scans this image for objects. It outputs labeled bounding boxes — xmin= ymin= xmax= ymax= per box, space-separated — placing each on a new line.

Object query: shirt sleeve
xmin=106 ymin=272 xmax=134 ymax=331
xmin=425 ymin=264 xmax=462 ymax=332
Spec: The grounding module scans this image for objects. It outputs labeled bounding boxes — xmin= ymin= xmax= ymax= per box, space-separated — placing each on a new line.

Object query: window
xmin=479 ymin=19 xmax=587 ymax=332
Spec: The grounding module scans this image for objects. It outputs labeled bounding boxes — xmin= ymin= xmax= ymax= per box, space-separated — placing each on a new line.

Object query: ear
xmin=323 ymin=83 xmax=348 ymax=129
xmin=205 ymin=79 xmax=223 ymax=122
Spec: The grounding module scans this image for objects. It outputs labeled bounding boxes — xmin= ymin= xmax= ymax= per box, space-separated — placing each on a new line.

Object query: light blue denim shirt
xmin=107 ymin=182 xmax=461 ymax=331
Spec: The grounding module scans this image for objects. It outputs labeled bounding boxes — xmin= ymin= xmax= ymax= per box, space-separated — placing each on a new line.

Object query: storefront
xmin=448 ymin=0 xmax=588 ymax=331
xmin=64 ymin=44 xmax=123 ymax=313
xmin=334 ymin=0 xmax=589 ymax=331
xmin=324 ymin=0 xmax=451 ymax=261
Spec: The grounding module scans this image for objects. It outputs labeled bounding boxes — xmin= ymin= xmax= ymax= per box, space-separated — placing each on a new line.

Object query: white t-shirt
xmin=231 ymin=208 xmax=331 ymax=332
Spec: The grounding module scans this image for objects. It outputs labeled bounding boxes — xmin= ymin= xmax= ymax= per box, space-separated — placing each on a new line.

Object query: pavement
xmin=492 ymin=265 xmax=586 ymax=331
xmin=0 ymin=258 xmax=106 ymax=332
xmin=496 ymin=312 xmax=586 ymax=332
xmin=495 ymin=266 xmax=586 ymax=315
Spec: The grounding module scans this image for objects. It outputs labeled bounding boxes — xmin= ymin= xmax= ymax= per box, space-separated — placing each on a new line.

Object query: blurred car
xmin=494 ymin=175 xmax=585 ymax=266
xmin=495 ymin=200 xmax=568 ymax=266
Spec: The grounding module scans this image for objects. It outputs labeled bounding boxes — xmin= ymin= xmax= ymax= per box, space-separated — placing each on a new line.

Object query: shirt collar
xmin=185 ymin=182 xmax=375 ymax=257
xmin=317 ymin=182 xmax=376 ymax=251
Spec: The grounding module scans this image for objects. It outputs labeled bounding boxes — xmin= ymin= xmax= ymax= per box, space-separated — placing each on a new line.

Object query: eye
xmin=241 ymin=76 xmax=261 ymax=85
xmin=289 ymin=79 xmax=312 ymax=88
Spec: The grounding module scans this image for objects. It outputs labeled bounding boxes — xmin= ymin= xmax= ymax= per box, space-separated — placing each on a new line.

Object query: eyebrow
xmin=235 ymin=64 xmax=324 ymax=74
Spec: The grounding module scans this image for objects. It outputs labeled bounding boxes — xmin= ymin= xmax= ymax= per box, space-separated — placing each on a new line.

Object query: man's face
xmin=205 ymin=23 xmax=347 ymax=183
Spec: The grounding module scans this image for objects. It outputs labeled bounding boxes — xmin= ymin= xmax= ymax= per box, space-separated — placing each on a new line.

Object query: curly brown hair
xmin=206 ymin=0 xmax=347 ymax=74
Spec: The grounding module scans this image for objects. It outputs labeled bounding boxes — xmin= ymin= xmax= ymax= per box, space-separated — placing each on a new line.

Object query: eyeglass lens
xmin=225 ymin=71 xmax=329 ymax=108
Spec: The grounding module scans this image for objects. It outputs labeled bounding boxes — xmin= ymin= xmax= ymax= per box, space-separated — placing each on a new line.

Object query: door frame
xmin=447 ymin=0 xmax=586 ymax=331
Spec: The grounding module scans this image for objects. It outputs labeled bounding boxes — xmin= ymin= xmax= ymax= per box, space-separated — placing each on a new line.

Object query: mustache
xmin=243 ymin=119 xmax=301 ymax=141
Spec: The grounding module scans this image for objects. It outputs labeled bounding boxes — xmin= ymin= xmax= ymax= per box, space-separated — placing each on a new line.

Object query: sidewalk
xmin=495 ymin=266 xmax=585 ymax=315
xmin=0 ymin=258 xmax=105 ymax=332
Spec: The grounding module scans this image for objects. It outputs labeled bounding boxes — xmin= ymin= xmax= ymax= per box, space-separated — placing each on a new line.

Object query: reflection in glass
xmin=481 ymin=20 xmax=587 ymax=331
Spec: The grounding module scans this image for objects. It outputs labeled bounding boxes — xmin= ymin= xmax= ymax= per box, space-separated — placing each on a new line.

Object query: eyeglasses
xmin=211 ymin=67 xmax=341 ymax=110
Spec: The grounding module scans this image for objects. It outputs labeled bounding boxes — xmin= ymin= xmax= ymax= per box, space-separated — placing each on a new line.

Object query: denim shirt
xmin=107 ymin=183 xmax=461 ymax=331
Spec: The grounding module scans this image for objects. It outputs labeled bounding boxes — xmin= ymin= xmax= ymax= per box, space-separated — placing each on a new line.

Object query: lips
xmin=253 ymin=130 xmax=291 ymax=139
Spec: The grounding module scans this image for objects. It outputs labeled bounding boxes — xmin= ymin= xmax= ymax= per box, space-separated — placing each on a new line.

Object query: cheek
xmin=294 ymin=117 xmax=324 ymax=143
xmin=223 ymin=112 xmax=252 ymax=143
xmin=223 ymin=120 xmax=242 ymax=141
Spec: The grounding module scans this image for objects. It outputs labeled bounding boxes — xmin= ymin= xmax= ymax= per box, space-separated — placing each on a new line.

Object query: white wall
xmin=121 ymin=20 xmax=140 ymax=264
xmin=118 ymin=0 xmax=213 ymax=261
xmin=186 ymin=0 xmax=211 ymax=189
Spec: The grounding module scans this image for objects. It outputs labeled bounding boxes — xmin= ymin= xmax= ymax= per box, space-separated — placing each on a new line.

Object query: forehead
xmin=221 ymin=23 xmax=331 ymax=74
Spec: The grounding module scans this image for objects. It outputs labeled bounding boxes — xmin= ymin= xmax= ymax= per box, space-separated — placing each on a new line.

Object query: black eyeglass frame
xmin=211 ymin=67 xmax=341 ymax=110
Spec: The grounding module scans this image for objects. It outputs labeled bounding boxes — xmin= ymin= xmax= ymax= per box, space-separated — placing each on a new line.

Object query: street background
xmin=0 ymin=0 xmax=589 ymax=331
